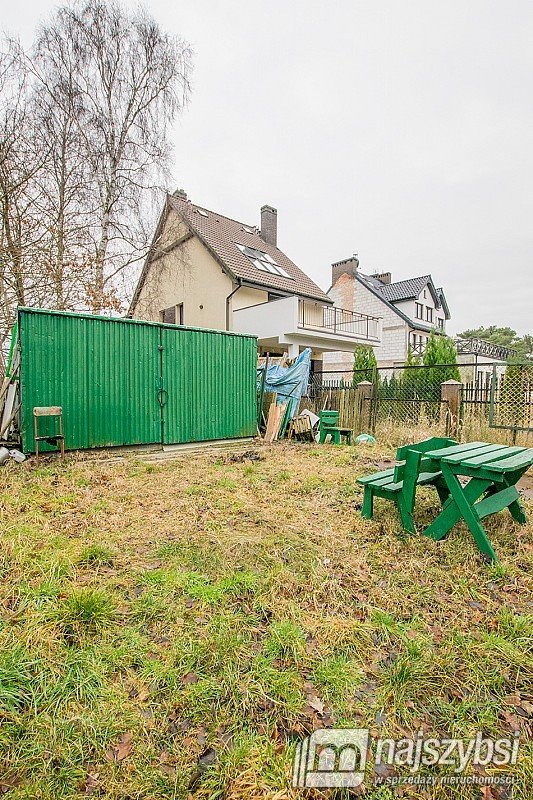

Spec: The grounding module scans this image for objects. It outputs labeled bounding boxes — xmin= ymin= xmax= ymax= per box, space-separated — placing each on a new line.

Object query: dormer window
xmin=236 ymin=243 xmax=293 ymax=279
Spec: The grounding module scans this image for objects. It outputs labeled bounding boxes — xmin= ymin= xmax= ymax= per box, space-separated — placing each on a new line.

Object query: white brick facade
xmin=323 ymin=270 xmax=450 ymax=372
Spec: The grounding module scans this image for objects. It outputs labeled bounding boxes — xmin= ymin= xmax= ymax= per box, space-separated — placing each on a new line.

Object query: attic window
xmin=241 ymin=225 xmax=255 ymax=234
xmin=195 ymin=208 xmax=208 ymax=217
xmin=236 ymin=243 xmax=293 ymax=279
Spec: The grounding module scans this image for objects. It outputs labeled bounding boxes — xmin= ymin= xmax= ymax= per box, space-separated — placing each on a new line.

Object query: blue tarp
xmin=259 ymin=348 xmax=312 ymax=419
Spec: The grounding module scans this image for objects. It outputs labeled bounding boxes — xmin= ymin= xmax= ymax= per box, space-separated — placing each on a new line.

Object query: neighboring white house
xmin=129 ymin=193 xmax=381 ymax=362
xmin=323 ymin=256 xmax=451 ymax=372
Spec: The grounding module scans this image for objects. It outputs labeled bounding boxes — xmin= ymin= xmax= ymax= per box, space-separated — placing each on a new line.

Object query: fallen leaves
xmin=302 ymin=682 xmax=334 ymax=728
xmin=83 ymin=772 xmax=100 ymax=795
xmin=305 ymin=694 xmax=324 ymax=715
xmin=105 ymin=732 xmax=133 ymax=762
xmin=519 ymin=699 xmax=533 ymax=716
xmin=188 ymin=747 xmax=218 ymax=790
xmin=157 ymin=750 xmax=176 ymax=779
xmin=128 ymin=685 xmax=150 ymax=702
xmin=2 ymin=441 xmax=532 ymax=799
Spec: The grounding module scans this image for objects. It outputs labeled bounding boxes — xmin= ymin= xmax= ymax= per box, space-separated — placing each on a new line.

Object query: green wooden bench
xmin=357 ymin=437 xmax=456 ymax=533
xmin=319 ymin=410 xmax=352 ymax=445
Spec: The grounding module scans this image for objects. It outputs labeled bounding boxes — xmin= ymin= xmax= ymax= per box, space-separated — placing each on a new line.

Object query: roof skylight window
xmin=242 ymin=225 xmax=255 ymax=234
xmin=196 ymin=208 xmax=208 ymax=217
xmin=236 ymin=244 xmax=292 ymax=279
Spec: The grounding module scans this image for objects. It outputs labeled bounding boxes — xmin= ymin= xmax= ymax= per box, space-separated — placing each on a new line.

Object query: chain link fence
xmin=301 ymin=361 xmax=533 ymax=445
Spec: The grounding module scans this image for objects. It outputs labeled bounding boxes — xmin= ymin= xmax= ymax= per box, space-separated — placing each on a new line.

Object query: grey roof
xmin=378 ymin=275 xmax=432 ymax=303
xmin=436 ymin=287 xmax=450 ymax=318
xmin=355 ymin=271 xmax=449 ymax=332
xmin=357 ymin=271 xmax=450 ymax=320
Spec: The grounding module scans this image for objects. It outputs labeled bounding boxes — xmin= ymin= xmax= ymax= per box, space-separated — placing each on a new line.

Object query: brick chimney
xmin=260 ymin=205 xmax=277 ymax=246
xmin=370 ymin=271 xmax=392 ymax=284
xmin=331 ymin=255 xmax=359 ymax=285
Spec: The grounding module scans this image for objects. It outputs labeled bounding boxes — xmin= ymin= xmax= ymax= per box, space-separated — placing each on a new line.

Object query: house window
xmin=177 ymin=303 xmax=184 ymax=325
xmin=425 ymin=307 xmax=433 ymax=322
xmin=161 ymin=306 xmax=176 ymax=324
xmin=415 ymin=302 xmax=423 ymax=319
xmin=423 ymin=289 xmax=427 ymax=298
xmin=236 ymin=243 xmax=293 ymax=279
xmin=438 ymin=317 xmax=444 ymax=330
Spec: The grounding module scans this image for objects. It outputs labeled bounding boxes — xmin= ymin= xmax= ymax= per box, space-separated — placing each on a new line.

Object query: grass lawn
xmin=0 ymin=441 xmax=531 ymax=799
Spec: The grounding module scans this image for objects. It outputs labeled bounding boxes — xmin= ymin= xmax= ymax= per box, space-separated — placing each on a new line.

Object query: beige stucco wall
xmin=232 ymin=286 xmax=268 ymax=312
xmin=156 ymin=211 xmax=190 ymax=251
xmin=133 ymin=217 xmax=267 ymax=330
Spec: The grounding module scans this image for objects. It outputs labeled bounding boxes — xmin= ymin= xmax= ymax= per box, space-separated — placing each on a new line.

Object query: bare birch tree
xmin=0 ymin=54 xmax=51 ymax=351
xmin=48 ymin=1 xmax=192 ymax=310
xmin=28 ymin=25 xmax=95 ymax=310
xmin=0 ymin=0 xmax=192 ymax=347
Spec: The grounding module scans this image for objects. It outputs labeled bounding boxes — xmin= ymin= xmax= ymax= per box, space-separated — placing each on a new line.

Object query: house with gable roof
xmin=323 ymin=256 xmax=451 ymax=372
xmin=129 ymin=192 xmax=381 ymax=361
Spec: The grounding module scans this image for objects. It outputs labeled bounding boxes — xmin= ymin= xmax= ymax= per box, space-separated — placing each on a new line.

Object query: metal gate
xmin=160 ymin=326 xmax=257 ymax=444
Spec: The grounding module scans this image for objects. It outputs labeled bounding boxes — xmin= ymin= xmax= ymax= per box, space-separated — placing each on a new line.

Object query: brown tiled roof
xmin=167 ymin=194 xmax=331 ymax=303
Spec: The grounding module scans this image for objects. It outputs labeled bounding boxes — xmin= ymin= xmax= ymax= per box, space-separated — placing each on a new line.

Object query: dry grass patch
xmin=0 ymin=441 xmax=531 ymax=799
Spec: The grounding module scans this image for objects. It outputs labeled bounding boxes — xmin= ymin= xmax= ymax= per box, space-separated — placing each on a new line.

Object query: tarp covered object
xmin=259 ymin=348 xmax=311 ymax=418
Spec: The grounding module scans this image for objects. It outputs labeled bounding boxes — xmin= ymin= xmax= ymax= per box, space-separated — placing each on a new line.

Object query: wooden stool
xmin=33 ymin=406 xmax=65 ymax=464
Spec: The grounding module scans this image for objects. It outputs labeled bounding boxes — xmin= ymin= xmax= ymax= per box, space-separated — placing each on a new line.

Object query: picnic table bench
xmin=418 ymin=441 xmax=533 ymax=561
xmin=358 ymin=437 xmax=456 ymax=534
xmin=358 ymin=439 xmax=533 ymax=561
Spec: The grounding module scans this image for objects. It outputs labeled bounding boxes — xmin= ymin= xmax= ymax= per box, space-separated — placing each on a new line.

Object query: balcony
xmin=233 ymin=296 xmax=381 ymax=356
xmin=298 ymin=301 xmax=380 ymax=340
xmin=411 ymin=341 xmax=426 ymax=356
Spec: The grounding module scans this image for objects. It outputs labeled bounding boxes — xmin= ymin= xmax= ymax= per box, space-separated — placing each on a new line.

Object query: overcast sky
xmin=4 ymin=1 xmax=532 ymax=335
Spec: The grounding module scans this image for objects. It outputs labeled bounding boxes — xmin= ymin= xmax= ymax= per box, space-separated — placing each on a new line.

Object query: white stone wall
xmin=324 ymin=273 xmax=451 ymax=370
xmin=323 ymin=273 xmax=409 ymax=370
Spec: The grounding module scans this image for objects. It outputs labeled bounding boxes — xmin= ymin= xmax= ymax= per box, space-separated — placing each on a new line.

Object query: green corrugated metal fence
xmin=18 ymin=308 xmax=257 ymax=452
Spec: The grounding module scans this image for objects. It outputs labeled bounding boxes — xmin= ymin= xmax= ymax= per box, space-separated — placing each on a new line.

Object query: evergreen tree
xmin=352 ymin=346 xmax=377 ymax=384
xmin=402 ymin=346 xmax=422 ymax=397
xmin=421 ymin=332 xmax=461 ymax=419
xmin=423 ymin=332 xmax=461 ymax=386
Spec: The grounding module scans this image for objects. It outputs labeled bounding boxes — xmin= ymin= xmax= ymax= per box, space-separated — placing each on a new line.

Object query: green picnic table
xmin=419 ymin=441 xmax=533 ymax=561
